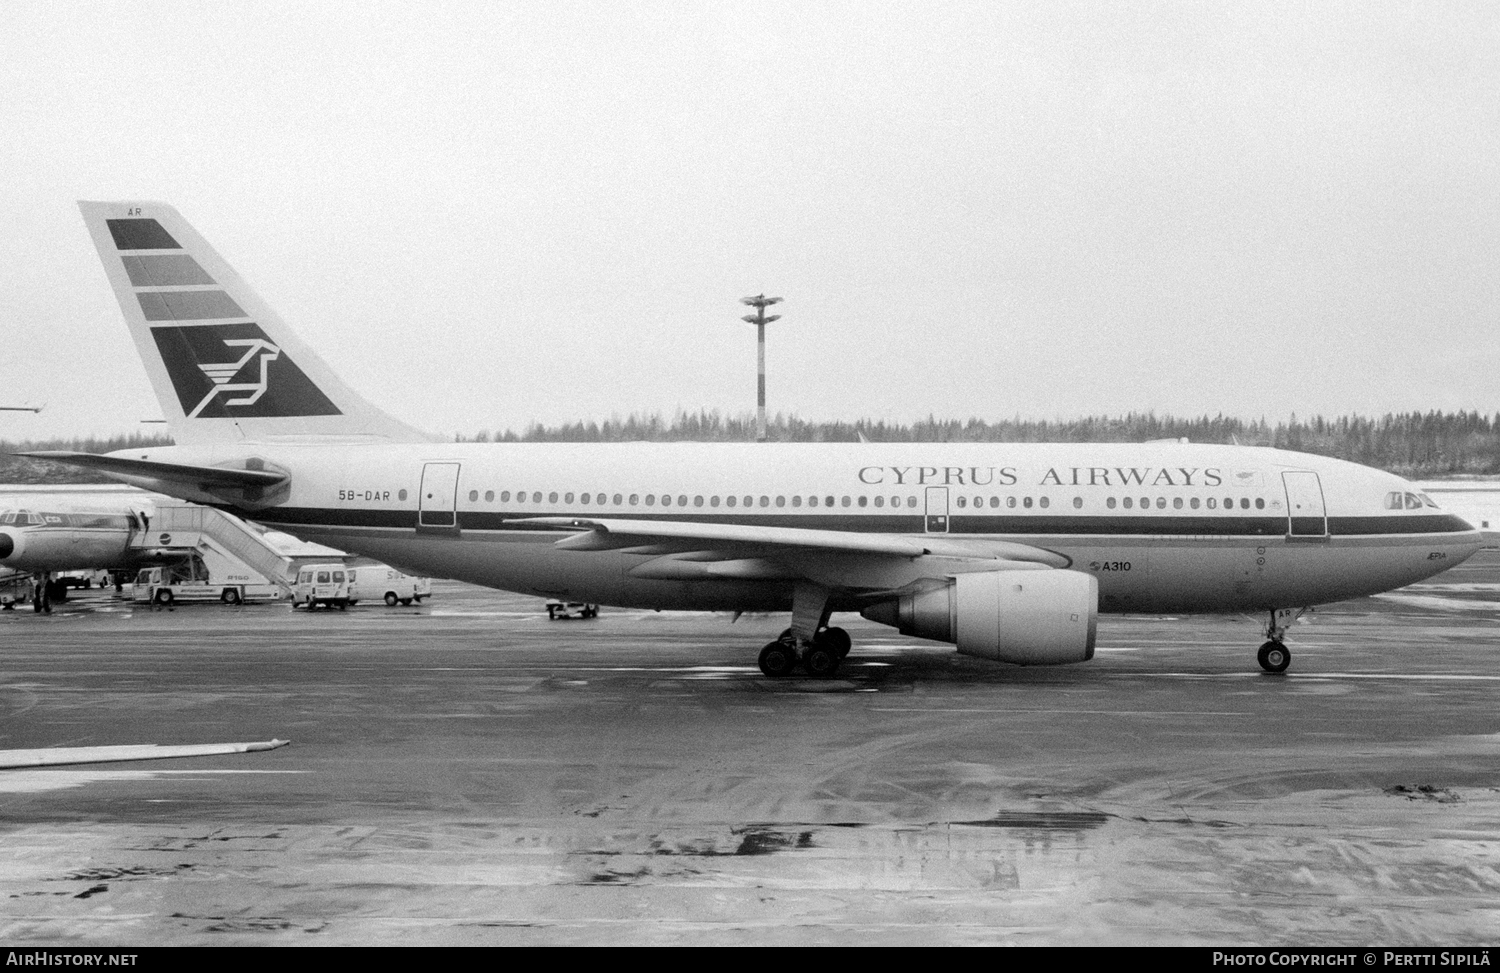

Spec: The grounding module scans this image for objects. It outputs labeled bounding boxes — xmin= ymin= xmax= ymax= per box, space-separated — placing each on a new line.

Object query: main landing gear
xmin=756 ymin=581 xmax=852 ymax=679
xmin=758 ymin=625 xmax=852 ymax=678
xmin=1256 ymin=607 xmax=1307 ymax=674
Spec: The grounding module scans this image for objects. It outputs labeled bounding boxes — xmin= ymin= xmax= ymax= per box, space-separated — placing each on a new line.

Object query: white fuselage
xmin=106 ymin=441 xmax=1483 ymax=615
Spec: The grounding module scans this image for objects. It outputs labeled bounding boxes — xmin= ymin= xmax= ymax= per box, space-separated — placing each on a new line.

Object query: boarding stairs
xmin=129 ymin=502 xmax=295 ymax=589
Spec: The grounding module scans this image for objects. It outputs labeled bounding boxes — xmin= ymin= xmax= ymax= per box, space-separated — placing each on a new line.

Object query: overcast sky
xmin=2 ymin=1 xmax=1497 ymax=441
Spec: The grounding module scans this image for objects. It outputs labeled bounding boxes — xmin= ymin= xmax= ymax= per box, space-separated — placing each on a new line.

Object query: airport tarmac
xmin=1 ymin=555 xmax=1498 ymax=946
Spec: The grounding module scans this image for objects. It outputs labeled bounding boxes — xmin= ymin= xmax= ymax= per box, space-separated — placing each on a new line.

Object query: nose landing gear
xmin=1257 ymin=607 xmax=1307 ymax=673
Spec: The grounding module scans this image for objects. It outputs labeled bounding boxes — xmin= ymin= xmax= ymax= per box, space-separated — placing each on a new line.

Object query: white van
xmin=293 ymin=563 xmax=350 ymax=610
xmin=347 ymin=565 xmax=428 ymax=606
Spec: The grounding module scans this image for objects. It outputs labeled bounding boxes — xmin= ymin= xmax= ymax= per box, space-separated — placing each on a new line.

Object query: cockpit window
xmin=1420 ymin=493 xmax=1438 ymax=508
xmin=1405 ymin=492 xmax=1424 ymax=510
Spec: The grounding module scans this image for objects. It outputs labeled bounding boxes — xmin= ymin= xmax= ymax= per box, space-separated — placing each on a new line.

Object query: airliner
xmin=23 ymin=201 xmax=1484 ymax=678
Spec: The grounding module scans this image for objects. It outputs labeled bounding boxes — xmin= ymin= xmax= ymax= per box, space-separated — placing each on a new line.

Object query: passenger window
xmin=776 ymin=496 xmax=786 ymax=507
xmin=1156 ymin=497 xmax=1166 ymax=509
xmin=1023 ymin=497 xmax=1033 ymax=509
xmin=645 ymin=495 xmax=656 ymax=506
xmin=532 ymin=492 xmax=542 ymax=503
xmin=1140 ymin=497 xmax=1149 ymax=509
xmin=1107 ymin=497 xmax=1117 ymax=509
xmin=613 ymin=494 xmax=622 ymax=505
xmin=1073 ymin=497 xmax=1083 ymax=509
xmin=1191 ymin=498 xmax=1200 ymax=509
xmin=629 ymin=494 xmax=639 ymax=505
xmin=399 ymin=489 xmax=408 ymax=501
xmin=485 ymin=490 xmax=494 ymax=502
xmin=826 ymin=496 xmax=836 ymax=508
xmin=468 ymin=490 xmax=478 ymax=501
xmin=857 ymin=496 xmax=868 ymax=507
xmin=565 ymin=493 xmax=575 ymax=503
xmin=759 ymin=496 xmax=769 ymax=507
xmin=726 ymin=496 xmax=737 ymax=507
xmin=841 ymin=496 xmax=851 ymax=507
xmin=1173 ymin=497 xmax=1183 ymax=509
xmin=710 ymin=496 xmax=720 ymax=507
xmin=1123 ymin=497 xmax=1133 ymax=509
xmin=954 ymin=496 xmax=965 ymax=509
xmin=579 ymin=493 xmax=589 ymax=504
xmin=1207 ymin=498 xmax=1217 ymax=509
xmin=745 ymin=496 xmax=754 ymax=507
xmin=1007 ymin=497 xmax=1017 ymax=508
xmin=989 ymin=496 xmax=999 ymax=508
xmin=907 ymin=496 xmax=917 ymax=508
xmin=661 ymin=495 xmax=671 ymax=506
xmin=1039 ymin=497 xmax=1049 ymax=509
xmin=678 ymin=495 xmax=688 ymax=507
xmin=1240 ymin=498 xmax=1249 ymax=509
xmin=548 ymin=492 xmax=558 ymax=504
xmin=808 ymin=496 xmax=819 ymax=507
xmin=1255 ymin=498 xmax=1264 ymax=509
xmin=695 ymin=496 xmax=705 ymax=507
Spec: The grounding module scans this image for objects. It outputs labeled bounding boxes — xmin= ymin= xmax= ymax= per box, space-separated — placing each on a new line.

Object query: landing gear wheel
xmin=1257 ymin=640 xmax=1290 ymax=673
xmin=802 ymin=644 xmax=841 ymax=678
xmin=819 ymin=627 xmax=852 ymax=659
xmin=758 ymin=640 xmax=798 ymax=677
xmin=385 ymin=592 xmax=399 ymax=606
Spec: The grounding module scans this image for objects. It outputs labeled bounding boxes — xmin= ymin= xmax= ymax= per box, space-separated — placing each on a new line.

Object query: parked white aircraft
xmin=0 ymin=487 xmax=152 ymax=575
xmin=23 ymin=202 xmax=1485 ymax=677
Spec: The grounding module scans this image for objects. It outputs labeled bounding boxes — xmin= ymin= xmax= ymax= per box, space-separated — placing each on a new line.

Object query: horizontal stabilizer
xmin=15 ymin=451 xmax=287 ymax=489
xmin=0 ymin=739 xmax=289 ymax=769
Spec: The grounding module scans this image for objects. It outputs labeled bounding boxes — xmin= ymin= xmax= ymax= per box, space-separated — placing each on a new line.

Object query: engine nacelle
xmin=861 ymin=570 xmax=1098 ymax=665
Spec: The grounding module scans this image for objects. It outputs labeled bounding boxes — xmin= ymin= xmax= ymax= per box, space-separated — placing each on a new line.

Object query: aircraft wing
xmin=510 ymin=516 xmax=1069 ymax=588
xmin=14 ymin=451 xmax=287 ymax=490
xmin=0 ymin=739 xmax=289 ymax=769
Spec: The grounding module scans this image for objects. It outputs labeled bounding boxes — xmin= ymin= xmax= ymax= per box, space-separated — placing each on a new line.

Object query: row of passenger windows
xmin=462 ymin=489 xmax=1272 ymax=512
xmin=468 ymin=489 xmax=926 ymax=509
xmin=1107 ymin=496 xmax=1266 ymax=510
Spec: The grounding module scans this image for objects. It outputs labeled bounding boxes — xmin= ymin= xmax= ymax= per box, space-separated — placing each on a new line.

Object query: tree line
xmin=6 ymin=411 xmax=1499 ymax=481
xmin=460 ymin=409 xmax=1500 ymax=477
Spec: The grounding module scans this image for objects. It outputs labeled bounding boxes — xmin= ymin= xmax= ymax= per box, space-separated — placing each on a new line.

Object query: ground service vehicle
xmin=132 ymin=553 xmax=285 ymax=605
xmin=293 ymin=563 xmax=351 ymax=609
xmin=347 ymin=564 xmax=428 ymax=606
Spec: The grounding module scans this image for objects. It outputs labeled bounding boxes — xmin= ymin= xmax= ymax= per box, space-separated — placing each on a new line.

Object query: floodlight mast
xmin=739 ymin=294 xmax=782 ymax=443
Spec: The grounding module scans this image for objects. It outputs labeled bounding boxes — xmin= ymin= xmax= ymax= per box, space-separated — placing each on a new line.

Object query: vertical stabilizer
xmin=79 ymin=201 xmax=432 ymax=444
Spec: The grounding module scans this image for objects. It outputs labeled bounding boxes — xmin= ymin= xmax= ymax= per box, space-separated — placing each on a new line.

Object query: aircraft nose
xmin=0 ymin=530 xmax=14 ymax=561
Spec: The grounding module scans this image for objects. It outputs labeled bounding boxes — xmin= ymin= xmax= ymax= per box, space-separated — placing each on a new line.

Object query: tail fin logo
xmin=189 ymin=338 xmax=282 ymax=418
xmin=151 ymin=324 xmax=342 ymax=420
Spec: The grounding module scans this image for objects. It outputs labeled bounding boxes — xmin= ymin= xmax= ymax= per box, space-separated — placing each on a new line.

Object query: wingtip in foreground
xmin=0 ymin=738 xmax=290 ymax=769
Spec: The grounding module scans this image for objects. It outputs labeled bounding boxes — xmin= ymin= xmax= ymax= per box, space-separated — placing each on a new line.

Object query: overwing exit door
xmin=925 ymin=487 xmax=950 ymax=533
xmin=419 ymin=462 xmax=461 ymax=531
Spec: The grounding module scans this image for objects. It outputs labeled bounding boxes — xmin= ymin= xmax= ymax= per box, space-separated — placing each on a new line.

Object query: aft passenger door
xmin=1282 ymin=471 xmax=1327 ymax=539
xmin=925 ymin=487 xmax=950 ymax=533
xmin=418 ymin=462 xmax=461 ymax=532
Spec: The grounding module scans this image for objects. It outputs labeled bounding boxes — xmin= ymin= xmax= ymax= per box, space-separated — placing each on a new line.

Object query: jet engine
xmin=861 ymin=570 xmax=1098 ymax=665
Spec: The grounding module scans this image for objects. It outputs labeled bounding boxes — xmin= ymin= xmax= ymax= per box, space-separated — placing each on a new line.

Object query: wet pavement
xmin=1 ymin=553 xmax=1498 ymax=944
